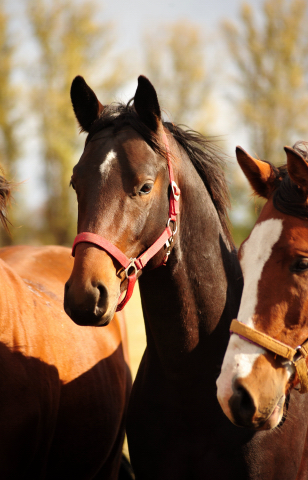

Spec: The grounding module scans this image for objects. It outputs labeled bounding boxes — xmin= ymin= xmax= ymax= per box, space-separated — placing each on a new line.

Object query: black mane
xmin=85 ymin=101 xmax=232 ymax=242
xmin=273 ymin=141 xmax=308 ymax=220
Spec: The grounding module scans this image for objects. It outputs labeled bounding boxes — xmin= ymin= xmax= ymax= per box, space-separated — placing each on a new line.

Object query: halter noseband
xmin=230 ymin=319 xmax=308 ymax=394
xmin=71 ymin=130 xmax=180 ymax=311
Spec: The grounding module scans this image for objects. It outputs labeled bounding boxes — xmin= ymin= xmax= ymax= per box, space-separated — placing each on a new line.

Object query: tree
xmin=0 ymin=0 xmax=20 ymax=245
xmin=223 ymin=0 xmax=308 ymax=245
xmin=223 ymin=0 xmax=308 ymax=165
xmin=142 ymin=20 xmax=215 ymax=133
xmin=26 ymin=0 xmax=129 ymax=245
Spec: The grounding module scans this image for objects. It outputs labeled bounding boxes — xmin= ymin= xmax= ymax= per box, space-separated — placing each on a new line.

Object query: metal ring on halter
xmin=167 ymin=218 xmax=177 ymax=235
xmin=124 ymin=259 xmax=138 ymax=278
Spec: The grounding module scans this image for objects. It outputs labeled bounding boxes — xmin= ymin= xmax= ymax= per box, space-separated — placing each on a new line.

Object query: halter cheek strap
xmin=71 ymin=130 xmax=180 ymax=311
xmin=230 ymin=319 xmax=308 ymax=394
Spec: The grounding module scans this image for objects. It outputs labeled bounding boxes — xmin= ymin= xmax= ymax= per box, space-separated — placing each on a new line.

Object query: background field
xmin=123 ymin=283 xmax=146 ymax=380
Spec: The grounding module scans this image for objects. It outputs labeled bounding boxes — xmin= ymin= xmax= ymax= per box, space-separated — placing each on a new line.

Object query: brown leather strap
xmin=230 ymin=320 xmax=296 ymax=361
xmin=295 ymin=358 xmax=308 ymax=394
xmin=230 ymin=319 xmax=308 ymax=394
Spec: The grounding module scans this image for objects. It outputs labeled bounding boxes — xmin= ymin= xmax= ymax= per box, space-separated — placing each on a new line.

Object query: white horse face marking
xmin=100 ymin=149 xmax=117 ymax=181
xmin=217 ymin=219 xmax=283 ymax=417
xmin=238 ymin=218 xmax=283 ymax=327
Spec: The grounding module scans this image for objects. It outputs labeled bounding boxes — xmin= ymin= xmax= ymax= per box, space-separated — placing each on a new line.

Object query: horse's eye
xmin=291 ymin=258 xmax=308 ymax=272
xmin=139 ymin=183 xmax=153 ymax=195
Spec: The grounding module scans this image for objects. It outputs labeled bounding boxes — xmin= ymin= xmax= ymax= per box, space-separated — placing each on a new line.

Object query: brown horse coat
xmin=0 ymin=244 xmax=131 ymax=479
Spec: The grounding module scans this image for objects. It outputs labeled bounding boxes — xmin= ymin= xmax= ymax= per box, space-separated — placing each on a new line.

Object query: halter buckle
xmin=171 ymin=181 xmax=180 ymax=201
xmin=124 ymin=259 xmax=138 ymax=278
xmin=167 ymin=218 xmax=178 ymax=236
xmin=292 ymin=346 xmax=304 ymax=364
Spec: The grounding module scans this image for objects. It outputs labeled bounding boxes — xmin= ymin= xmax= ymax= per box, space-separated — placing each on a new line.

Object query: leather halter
xmin=230 ymin=319 xmax=308 ymax=394
xmin=71 ymin=130 xmax=180 ymax=311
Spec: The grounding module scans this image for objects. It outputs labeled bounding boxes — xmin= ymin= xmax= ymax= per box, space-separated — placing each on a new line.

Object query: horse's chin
xmin=258 ymin=395 xmax=285 ymax=430
xmin=94 ymin=314 xmax=114 ymax=327
xmin=64 ymin=305 xmax=115 ymax=327
xmin=245 ymin=394 xmax=285 ymax=431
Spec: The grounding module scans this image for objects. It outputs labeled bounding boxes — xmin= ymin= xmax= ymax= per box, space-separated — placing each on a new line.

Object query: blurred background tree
xmin=24 ymin=0 xmax=130 ymax=245
xmin=143 ymin=20 xmax=215 ymax=132
xmin=0 ymin=0 xmax=20 ymax=245
xmin=223 ymin=0 xmax=308 ymax=244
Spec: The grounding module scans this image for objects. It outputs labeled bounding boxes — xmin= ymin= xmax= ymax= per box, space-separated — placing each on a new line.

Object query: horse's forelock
xmin=85 ymin=101 xmax=167 ymax=157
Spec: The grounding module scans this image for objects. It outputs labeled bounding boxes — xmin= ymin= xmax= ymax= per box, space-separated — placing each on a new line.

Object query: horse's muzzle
xmin=64 ymin=280 xmax=113 ymax=326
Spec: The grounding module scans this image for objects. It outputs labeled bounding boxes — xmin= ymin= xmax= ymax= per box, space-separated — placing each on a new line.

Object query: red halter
xmin=71 ymin=130 xmax=181 ymax=311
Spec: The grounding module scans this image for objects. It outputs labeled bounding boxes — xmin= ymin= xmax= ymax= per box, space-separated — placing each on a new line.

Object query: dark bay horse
xmin=0 ymin=173 xmax=131 ymax=478
xmin=217 ymin=144 xmax=308 ymax=479
xmin=64 ymin=74 xmax=301 ymax=479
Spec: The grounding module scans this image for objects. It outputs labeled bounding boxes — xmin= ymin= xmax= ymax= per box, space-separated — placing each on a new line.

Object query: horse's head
xmin=64 ymin=75 xmax=179 ymax=326
xmin=217 ymin=144 xmax=308 ymax=430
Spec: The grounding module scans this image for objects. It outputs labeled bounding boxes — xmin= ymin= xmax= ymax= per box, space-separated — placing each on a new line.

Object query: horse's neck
xmin=139 ymin=151 xmax=242 ymax=381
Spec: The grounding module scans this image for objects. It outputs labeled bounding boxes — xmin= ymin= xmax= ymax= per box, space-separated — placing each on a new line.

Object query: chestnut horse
xmin=64 ymin=74 xmax=303 ymax=479
xmin=217 ymin=144 xmax=308 ymax=478
xmin=0 ymin=173 xmax=131 ymax=478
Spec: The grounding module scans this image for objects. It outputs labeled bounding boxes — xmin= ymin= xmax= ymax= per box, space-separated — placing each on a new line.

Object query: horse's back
xmin=0 ymin=245 xmax=131 ymax=478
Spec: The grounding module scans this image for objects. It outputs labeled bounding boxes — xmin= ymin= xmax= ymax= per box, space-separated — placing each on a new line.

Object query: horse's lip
xmin=257 ymin=395 xmax=284 ymax=430
xmin=268 ymin=395 xmax=284 ymax=419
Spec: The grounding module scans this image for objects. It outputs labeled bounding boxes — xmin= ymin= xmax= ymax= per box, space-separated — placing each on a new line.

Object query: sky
xmin=103 ymin=0 xmax=261 ymax=48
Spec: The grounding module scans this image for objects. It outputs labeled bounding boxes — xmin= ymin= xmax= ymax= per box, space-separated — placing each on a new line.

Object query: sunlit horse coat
xmin=0 ymin=174 xmax=131 ymax=479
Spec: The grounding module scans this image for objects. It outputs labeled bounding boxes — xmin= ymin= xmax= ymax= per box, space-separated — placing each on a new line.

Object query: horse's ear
xmin=285 ymin=146 xmax=308 ymax=192
xmin=70 ymin=76 xmax=104 ymax=132
xmin=134 ymin=76 xmax=161 ymax=132
xmin=236 ymin=146 xmax=276 ymax=199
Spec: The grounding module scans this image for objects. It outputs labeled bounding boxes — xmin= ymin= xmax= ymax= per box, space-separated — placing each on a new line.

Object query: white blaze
xmin=100 ymin=149 xmax=117 ymax=181
xmin=217 ymin=218 xmax=283 ymax=415
xmin=238 ymin=218 xmax=283 ymax=327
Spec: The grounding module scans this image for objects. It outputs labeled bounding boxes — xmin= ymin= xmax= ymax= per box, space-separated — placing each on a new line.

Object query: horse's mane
xmin=273 ymin=141 xmax=308 ymax=220
xmin=0 ymin=169 xmax=12 ymax=231
xmin=86 ymin=102 xmax=232 ymax=243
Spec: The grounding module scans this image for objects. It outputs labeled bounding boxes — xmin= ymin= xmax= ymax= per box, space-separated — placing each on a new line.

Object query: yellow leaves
xmin=22 ymin=0 xmax=128 ymax=244
xmin=224 ymin=0 xmax=308 ymax=167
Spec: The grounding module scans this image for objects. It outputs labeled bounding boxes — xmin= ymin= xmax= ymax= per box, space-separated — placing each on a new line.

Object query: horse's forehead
xmin=81 ymin=127 xmax=157 ymax=168
xmin=251 ymin=200 xmax=308 ymax=256
xmin=239 ymin=199 xmax=296 ymax=262
xmin=239 ymin=218 xmax=284 ymax=274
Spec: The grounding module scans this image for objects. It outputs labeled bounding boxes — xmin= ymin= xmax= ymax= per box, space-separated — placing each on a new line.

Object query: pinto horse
xmin=217 ymin=144 xmax=308 ymax=478
xmin=0 ymin=173 xmax=131 ymax=478
xmin=64 ymin=74 xmax=302 ymax=479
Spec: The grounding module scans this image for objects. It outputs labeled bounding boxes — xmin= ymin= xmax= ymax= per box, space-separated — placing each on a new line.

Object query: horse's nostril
xmin=236 ymin=386 xmax=254 ymax=412
xmin=229 ymin=381 xmax=256 ymax=427
xmin=96 ymin=283 xmax=108 ymax=310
